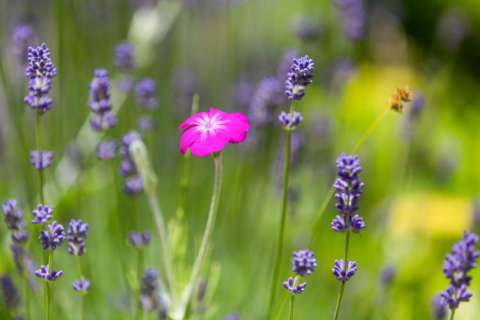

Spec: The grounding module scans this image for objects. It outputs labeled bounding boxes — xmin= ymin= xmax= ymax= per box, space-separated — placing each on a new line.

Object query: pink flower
xmin=179 ymin=108 xmax=250 ymax=157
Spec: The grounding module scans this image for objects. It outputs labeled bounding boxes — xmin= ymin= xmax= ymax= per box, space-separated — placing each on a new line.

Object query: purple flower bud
xmin=73 ymin=278 xmax=90 ymax=293
xmin=141 ymin=268 xmax=160 ymax=311
xmin=12 ymin=25 xmax=35 ymax=65
xmin=278 ymin=111 xmax=303 ymax=130
xmin=2 ymin=200 xmax=27 ymax=237
xmin=135 ymin=78 xmax=158 ymax=110
xmin=96 ymin=140 xmax=117 ymax=160
xmin=285 ymin=55 xmax=314 ymax=101
xmin=282 ymin=277 xmax=307 ymax=294
xmin=0 ymin=276 xmax=20 ymax=310
xmin=129 ymin=231 xmax=151 ymax=248
xmin=89 ymin=69 xmax=112 ymax=113
xmin=89 ymin=112 xmax=117 ymax=132
xmin=431 ymin=295 xmax=447 ymax=320
xmin=115 ymin=42 xmax=135 ymax=71
xmin=30 ymin=150 xmax=54 ymax=170
xmin=138 ymin=116 xmax=154 ymax=133
xmin=332 ymin=259 xmax=357 ymax=282
xmin=67 ymin=219 xmax=88 ymax=256
xmin=350 ymin=214 xmax=366 ymax=233
xmin=32 ymin=204 xmax=53 ymax=224
xmin=125 ymin=176 xmax=144 ymax=196
xmin=34 ymin=264 xmax=63 ymax=281
xmin=39 ymin=221 xmax=65 ymax=250
xmin=331 ymin=215 xmax=347 ymax=232
xmin=292 ymin=249 xmax=317 ymax=276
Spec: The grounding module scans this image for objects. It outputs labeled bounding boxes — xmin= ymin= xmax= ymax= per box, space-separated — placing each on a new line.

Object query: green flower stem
xmin=35 ymin=111 xmax=45 ymax=204
xmin=135 ymin=249 xmax=145 ymax=320
xmin=449 ymin=309 xmax=456 ymax=320
xmin=267 ymin=103 xmax=295 ymax=318
xmin=177 ymin=153 xmax=223 ymax=319
xmin=23 ymin=269 xmax=31 ymax=320
xmin=47 ymin=250 xmax=54 ymax=320
xmin=77 ymin=256 xmax=87 ymax=320
xmin=333 ymin=229 xmax=351 ymax=320
xmin=289 ymin=295 xmax=295 ymax=320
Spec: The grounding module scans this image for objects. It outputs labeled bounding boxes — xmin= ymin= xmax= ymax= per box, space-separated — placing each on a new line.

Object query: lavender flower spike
xmin=136 ymin=78 xmax=158 ymax=110
xmin=285 ymin=55 xmax=315 ymax=101
xmin=12 ymin=25 xmax=35 ymax=65
xmin=24 ymin=43 xmax=57 ymax=113
xmin=283 ymin=277 xmax=307 ymax=295
xmin=73 ymin=278 xmax=90 ymax=294
xmin=40 ymin=221 xmax=65 ymax=250
xmin=332 ymin=259 xmax=357 ymax=282
xmin=88 ymin=69 xmax=116 ymax=132
xmin=437 ymin=232 xmax=479 ymax=313
xmin=32 ymin=204 xmax=53 ymax=224
xmin=67 ymin=219 xmax=89 ymax=256
xmin=292 ymin=249 xmax=317 ymax=276
xmin=2 ymin=199 xmax=28 ymax=242
xmin=35 ymin=264 xmax=63 ymax=281
xmin=30 ymin=150 xmax=54 ymax=170
xmin=141 ymin=268 xmax=160 ymax=311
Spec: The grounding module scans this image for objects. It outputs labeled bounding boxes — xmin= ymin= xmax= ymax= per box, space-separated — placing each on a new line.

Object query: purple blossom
xmin=285 ymin=55 xmax=315 ymax=101
xmin=249 ymin=77 xmax=285 ymax=126
xmin=39 ymin=221 xmax=65 ymax=250
xmin=292 ymin=249 xmax=317 ymax=276
xmin=34 ymin=264 xmax=63 ymax=281
xmin=73 ymin=278 xmax=90 ymax=293
xmin=2 ymin=200 xmax=28 ymax=242
xmin=278 ymin=111 xmax=303 ymax=130
xmin=135 ymin=78 xmax=158 ymax=110
xmin=125 ymin=176 xmax=144 ymax=196
xmin=380 ymin=265 xmax=396 ymax=286
xmin=335 ymin=0 xmax=367 ymax=41
xmin=88 ymin=69 xmax=116 ymax=132
xmin=0 ymin=276 xmax=20 ymax=310
xmin=96 ymin=140 xmax=117 ymax=160
xmin=283 ymin=277 xmax=306 ymax=294
xmin=67 ymin=219 xmax=89 ymax=256
xmin=332 ymin=259 xmax=357 ymax=282
xmin=138 ymin=116 xmax=154 ymax=133
xmin=141 ymin=268 xmax=160 ymax=311
xmin=30 ymin=150 xmax=54 ymax=170
xmin=32 ymin=204 xmax=53 ymax=224
xmin=24 ymin=43 xmax=56 ymax=113
xmin=437 ymin=232 xmax=479 ymax=311
xmin=129 ymin=231 xmax=151 ymax=248
xmin=431 ymin=295 xmax=447 ymax=320
xmin=119 ymin=132 xmax=144 ymax=196
xmin=12 ymin=25 xmax=35 ymax=65
xmin=115 ymin=42 xmax=135 ymax=71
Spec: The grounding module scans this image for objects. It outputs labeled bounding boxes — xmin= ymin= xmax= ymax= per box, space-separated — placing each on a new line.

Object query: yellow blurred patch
xmin=389 ymin=193 xmax=472 ymax=238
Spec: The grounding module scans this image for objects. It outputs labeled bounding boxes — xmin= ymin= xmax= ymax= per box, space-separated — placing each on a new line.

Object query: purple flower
xmin=96 ymin=140 xmax=117 ymax=160
xmin=73 ymin=278 xmax=90 ymax=293
xmin=335 ymin=0 xmax=367 ymax=41
xmin=331 ymin=153 xmax=365 ymax=232
xmin=332 ymin=259 xmax=357 ymax=282
xmin=431 ymin=295 xmax=447 ymax=320
xmin=34 ymin=264 xmax=63 ymax=281
xmin=0 ymin=276 xmax=20 ymax=310
xmin=285 ymin=55 xmax=315 ymax=101
xmin=278 ymin=111 xmax=303 ymax=130
xmin=32 ymin=204 xmax=53 ymax=224
xmin=125 ymin=176 xmax=144 ymax=196
xmin=67 ymin=219 xmax=88 ymax=256
xmin=283 ymin=277 xmax=307 ymax=294
xmin=224 ymin=314 xmax=240 ymax=320
xmin=129 ymin=231 xmax=151 ymax=248
xmin=24 ymin=43 xmax=56 ymax=113
xmin=141 ymin=268 xmax=160 ymax=311
xmin=30 ymin=150 xmax=54 ymax=170
xmin=277 ymin=49 xmax=299 ymax=81
xmin=2 ymin=200 xmax=28 ymax=242
xmin=138 ymin=116 xmax=154 ymax=133
xmin=12 ymin=25 xmax=35 ymax=65
xmin=437 ymin=232 xmax=479 ymax=311
xmin=135 ymin=78 xmax=158 ymax=110
xmin=88 ymin=69 xmax=116 ymax=132
xmin=39 ymin=221 xmax=65 ymax=250
xmin=119 ymin=131 xmax=144 ymax=196
xmin=249 ymin=77 xmax=285 ymax=126
xmin=292 ymin=249 xmax=317 ymax=276
xmin=115 ymin=42 xmax=135 ymax=71
xmin=380 ymin=265 xmax=396 ymax=286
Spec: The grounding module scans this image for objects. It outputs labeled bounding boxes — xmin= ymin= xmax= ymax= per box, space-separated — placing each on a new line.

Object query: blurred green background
xmin=0 ymin=0 xmax=480 ymax=319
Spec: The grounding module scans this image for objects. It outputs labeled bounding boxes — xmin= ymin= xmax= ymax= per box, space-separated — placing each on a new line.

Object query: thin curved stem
xmin=177 ymin=154 xmax=223 ymax=319
xmin=135 ymin=250 xmax=145 ymax=320
xmin=267 ymin=104 xmax=294 ymax=318
xmin=449 ymin=309 xmax=456 ymax=320
xmin=47 ymin=251 xmax=54 ymax=320
xmin=333 ymin=230 xmax=351 ymax=320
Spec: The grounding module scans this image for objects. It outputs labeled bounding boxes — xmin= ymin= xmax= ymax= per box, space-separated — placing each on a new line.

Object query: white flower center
xmin=193 ymin=113 xmax=229 ymax=140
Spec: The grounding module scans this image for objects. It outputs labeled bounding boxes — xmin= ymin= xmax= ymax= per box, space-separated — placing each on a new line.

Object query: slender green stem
xmin=333 ymin=230 xmax=351 ymax=320
xmin=289 ymin=295 xmax=295 ymax=320
xmin=47 ymin=250 xmax=54 ymax=320
xmin=35 ymin=112 xmax=45 ymax=204
xmin=76 ymin=256 xmax=87 ymax=320
xmin=145 ymin=191 xmax=176 ymax=296
xmin=449 ymin=309 xmax=455 ymax=320
xmin=267 ymin=104 xmax=294 ymax=318
xmin=177 ymin=154 xmax=223 ymax=318
xmin=135 ymin=250 xmax=145 ymax=320
xmin=23 ymin=269 xmax=31 ymax=320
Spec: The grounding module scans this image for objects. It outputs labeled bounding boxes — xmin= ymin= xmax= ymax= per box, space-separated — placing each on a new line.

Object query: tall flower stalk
xmin=331 ymin=154 xmax=365 ymax=320
xmin=267 ymin=54 xmax=314 ymax=318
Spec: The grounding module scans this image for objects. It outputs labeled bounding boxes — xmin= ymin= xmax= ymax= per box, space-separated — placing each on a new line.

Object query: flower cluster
xmin=331 ymin=154 xmax=365 ymax=233
xmin=35 ymin=265 xmax=63 ymax=282
xmin=32 ymin=204 xmax=53 ymax=224
xmin=73 ymin=278 xmax=90 ymax=294
xmin=24 ymin=43 xmax=57 ymax=113
xmin=135 ymin=78 xmax=158 ymax=133
xmin=284 ymin=55 xmax=314 ymax=101
xmin=39 ymin=221 xmax=65 ymax=250
xmin=30 ymin=150 xmax=54 ymax=170
xmin=278 ymin=111 xmax=303 ymax=130
xmin=335 ymin=0 xmax=367 ymax=42
xmin=88 ymin=69 xmax=117 ymax=132
xmin=2 ymin=200 xmax=28 ymax=243
xmin=115 ymin=42 xmax=135 ymax=91
xmin=331 ymin=153 xmax=365 ymax=283
xmin=119 ymin=131 xmax=144 ymax=195
xmin=390 ymin=86 xmax=412 ymax=113
xmin=140 ymin=268 xmax=160 ymax=311
xmin=438 ymin=232 xmax=479 ymax=311
xmin=283 ymin=249 xmax=317 ymax=295
xmin=129 ymin=231 xmax=151 ymax=248
xmin=12 ymin=25 xmax=35 ymax=65
xmin=67 ymin=219 xmax=89 ymax=256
